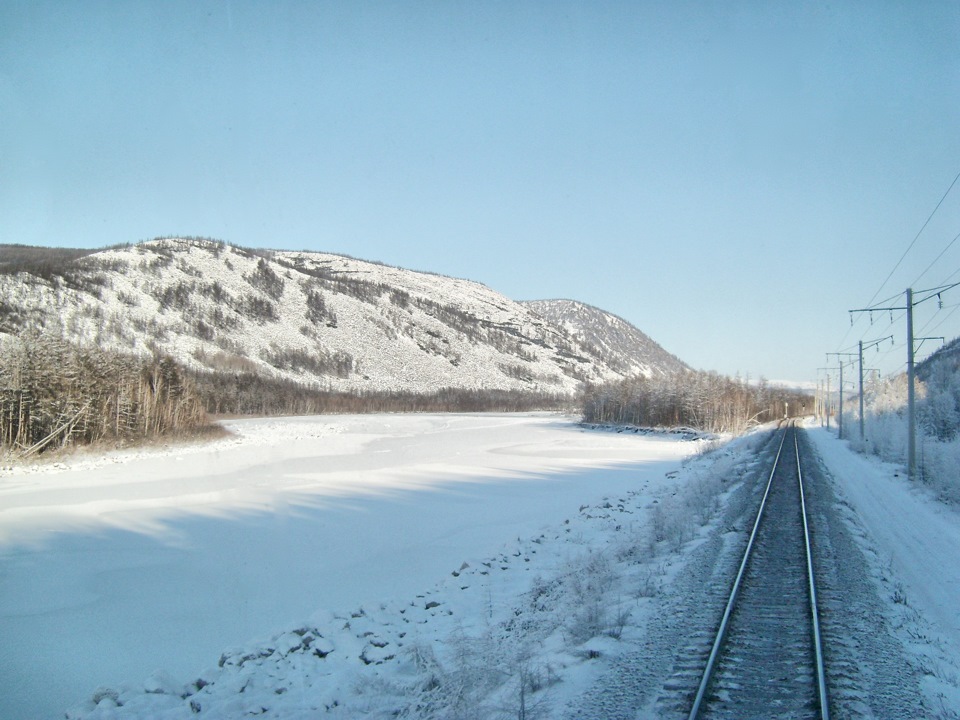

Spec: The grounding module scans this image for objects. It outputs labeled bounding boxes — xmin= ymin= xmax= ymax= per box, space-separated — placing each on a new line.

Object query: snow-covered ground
xmin=805 ymin=421 xmax=960 ymax=716
xmin=2 ymin=414 xmax=958 ymax=719
xmin=0 ymin=413 xmax=707 ymax=720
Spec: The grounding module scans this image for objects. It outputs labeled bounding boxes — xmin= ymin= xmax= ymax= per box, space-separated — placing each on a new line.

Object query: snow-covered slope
xmin=0 ymin=239 xmax=682 ymax=394
xmin=523 ymin=299 xmax=688 ymax=378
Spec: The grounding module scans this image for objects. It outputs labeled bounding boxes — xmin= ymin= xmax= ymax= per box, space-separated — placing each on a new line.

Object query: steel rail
xmin=686 ymin=427 xmax=788 ymax=720
xmin=687 ymin=424 xmax=830 ymax=720
xmin=796 ymin=430 xmax=830 ymax=720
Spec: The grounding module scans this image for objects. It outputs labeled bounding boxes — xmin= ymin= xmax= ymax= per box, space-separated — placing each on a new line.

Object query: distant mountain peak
xmin=523 ymin=299 xmax=688 ymax=378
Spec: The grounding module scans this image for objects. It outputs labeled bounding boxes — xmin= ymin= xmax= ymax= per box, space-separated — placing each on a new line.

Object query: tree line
xmin=581 ymin=370 xmax=812 ymax=434
xmin=1 ymin=332 xmax=208 ymax=456
xmin=3 ymin=329 xmax=811 ymax=458
xmin=0 ymin=330 xmax=573 ymax=456
xmin=191 ymin=370 xmax=572 ymax=417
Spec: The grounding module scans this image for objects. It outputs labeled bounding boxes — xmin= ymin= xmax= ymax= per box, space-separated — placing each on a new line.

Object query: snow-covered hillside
xmin=0 ymin=239 xmax=684 ymax=394
xmin=523 ymin=299 xmax=689 ymax=378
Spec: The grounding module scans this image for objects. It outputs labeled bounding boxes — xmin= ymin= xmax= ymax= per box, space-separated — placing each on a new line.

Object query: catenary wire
xmin=866 ymin=167 xmax=960 ymax=308
xmin=928 ymin=303 xmax=960 ymax=336
xmin=911 ymin=228 xmax=960 ymax=288
xmin=831 ymin=173 xmax=960 ymax=377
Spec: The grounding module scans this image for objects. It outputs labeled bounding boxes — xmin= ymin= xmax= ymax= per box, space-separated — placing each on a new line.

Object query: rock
xmin=91 ymin=687 xmax=119 ymax=707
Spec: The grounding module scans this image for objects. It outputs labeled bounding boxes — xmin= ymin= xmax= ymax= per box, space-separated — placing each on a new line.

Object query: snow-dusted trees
xmin=843 ymin=337 xmax=960 ymax=503
xmin=244 ymin=257 xmax=285 ymax=300
xmin=0 ymin=331 xmax=207 ymax=455
xmin=190 ymin=369 xmax=571 ymax=417
xmin=917 ymin=348 xmax=960 ymax=442
xmin=581 ymin=371 xmax=809 ymax=434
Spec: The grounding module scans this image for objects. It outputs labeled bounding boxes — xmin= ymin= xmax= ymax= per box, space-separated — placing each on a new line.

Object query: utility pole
xmin=857 ymin=336 xmax=893 ymax=442
xmin=816 ymin=368 xmax=832 ymax=429
xmin=826 ymin=372 xmax=831 ymax=430
xmin=907 ymin=287 xmax=915 ymax=479
xmin=839 ymin=362 xmax=844 ymax=440
xmin=858 ymin=340 xmax=867 ymax=442
xmin=850 ymin=283 xmax=959 ymax=480
xmin=816 ymin=379 xmax=822 ymax=425
xmin=826 ymin=354 xmax=856 ymax=440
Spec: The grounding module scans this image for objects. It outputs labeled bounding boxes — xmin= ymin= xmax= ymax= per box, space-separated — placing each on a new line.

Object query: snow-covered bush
xmin=564 ymin=551 xmax=617 ymax=643
xmin=849 ymin=409 xmax=908 ymax=464
xmin=649 ymin=498 xmax=690 ymax=551
xmin=684 ymin=474 xmax=723 ymax=526
xmin=918 ymin=437 xmax=960 ymax=505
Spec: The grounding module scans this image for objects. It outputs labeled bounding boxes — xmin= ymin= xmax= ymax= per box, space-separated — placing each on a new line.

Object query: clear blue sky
xmin=2 ymin=1 xmax=959 ymax=384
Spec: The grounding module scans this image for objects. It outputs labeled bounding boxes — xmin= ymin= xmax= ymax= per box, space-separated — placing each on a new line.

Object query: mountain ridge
xmin=522 ymin=298 xmax=689 ymax=378
xmin=1 ymin=238 xmax=687 ymax=395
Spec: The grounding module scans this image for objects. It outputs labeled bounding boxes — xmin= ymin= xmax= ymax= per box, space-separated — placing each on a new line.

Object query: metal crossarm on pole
xmin=915 ymin=336 xmax=946 ymax=354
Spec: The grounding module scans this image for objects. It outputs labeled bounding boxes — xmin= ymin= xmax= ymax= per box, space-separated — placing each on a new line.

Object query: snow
xmin=804 ymin=422 xmax=960 ymax=712
xmin=3 ymin=414 xmax=959 ymax=719
xmin=810 ymin=431 xmax=960 ymax=653
xmin=0 ymin=413 xmax=702 ymax=720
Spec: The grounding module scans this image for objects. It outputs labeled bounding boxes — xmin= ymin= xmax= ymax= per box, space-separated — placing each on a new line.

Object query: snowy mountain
xmin=0 ymin=238 xmax=684 ymax=395
xmin=523 ymin=299 xmax=688 ymax=378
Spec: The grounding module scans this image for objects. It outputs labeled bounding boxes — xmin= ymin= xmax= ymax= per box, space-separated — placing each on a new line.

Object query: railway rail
xmin=686 ymin=422 xmax=830 ymax=719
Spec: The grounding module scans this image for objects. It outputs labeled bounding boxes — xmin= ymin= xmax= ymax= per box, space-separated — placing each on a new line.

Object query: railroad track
xmin=684 ymin=422 xmax=830 ymax=720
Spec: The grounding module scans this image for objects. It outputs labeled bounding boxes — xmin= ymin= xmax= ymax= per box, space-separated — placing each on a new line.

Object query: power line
xmin=938 ymin=264 xmax=960 ymax=285
xmin=927 ymin=302 xmax=960 ymax=335
xmin=916 ymin=297 xmax=960 ymax=336
xmin=836 ymin=301 xmax=899 ymax=355
xmin=912 ymin=227 xmax=960 ymax=288
xmin=841 ymin=317 xmax=907 ymax=379
xmin=865 ymin=167 xmax=960 ymax=308
xmin=835 ymin=171 xmax=960 ymax=358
